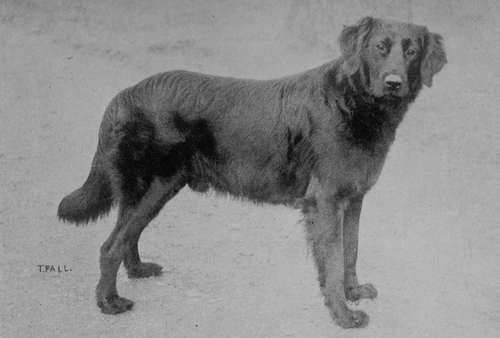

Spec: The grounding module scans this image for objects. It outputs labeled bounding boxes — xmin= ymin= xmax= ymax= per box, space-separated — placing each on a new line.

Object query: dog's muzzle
xmin=384 ymin=74 xmax=403 ymax=91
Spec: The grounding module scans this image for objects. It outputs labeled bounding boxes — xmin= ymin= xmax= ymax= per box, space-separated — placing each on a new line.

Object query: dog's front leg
xmin=343 ymin=196 xmax=378 ymax=302
xmin=305 ymin=191 xmax=369 ymax=328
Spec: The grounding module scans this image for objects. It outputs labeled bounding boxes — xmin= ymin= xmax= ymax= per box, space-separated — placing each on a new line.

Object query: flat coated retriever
xmin=58 ymin=16 xmax=446 ymax=328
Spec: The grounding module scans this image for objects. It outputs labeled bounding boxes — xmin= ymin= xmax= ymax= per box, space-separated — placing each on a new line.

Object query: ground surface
xmin=1 ymin=1 xmax=500 ymax=337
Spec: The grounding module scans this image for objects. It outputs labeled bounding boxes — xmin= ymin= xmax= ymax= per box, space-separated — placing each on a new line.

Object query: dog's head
xmin=339 ymin=17 xmax=447 ymax=100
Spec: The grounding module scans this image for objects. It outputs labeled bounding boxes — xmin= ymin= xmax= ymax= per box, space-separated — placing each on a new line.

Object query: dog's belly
xmin=188 ymin=152 xmax=313 ymax=205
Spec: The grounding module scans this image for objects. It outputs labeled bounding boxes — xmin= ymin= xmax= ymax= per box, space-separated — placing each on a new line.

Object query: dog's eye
xmin=376 ymin=43 xmax=387 ymax=53
xmin=406 ymin=48 xmax=416 ymax=56
xmin=376 ymin=43 xmax=388 ymax=55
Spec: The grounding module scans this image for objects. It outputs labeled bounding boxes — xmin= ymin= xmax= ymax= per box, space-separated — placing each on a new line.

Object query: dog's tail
xmin=58 ymin=93 xmax=124 ymax=225
xmin=57 ymin=154 xmax=114 ymax=225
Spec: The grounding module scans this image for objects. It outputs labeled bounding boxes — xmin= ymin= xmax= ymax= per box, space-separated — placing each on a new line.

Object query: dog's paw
xmin=97 ymin=295 xmax=134 ymax=314
xmin=345 ymin=283 xmax=378 ymax=302
xmin=335 ymin=309 xmax=369 ymax=329
xmin=127 ymin=262 xmax=163 ymax=279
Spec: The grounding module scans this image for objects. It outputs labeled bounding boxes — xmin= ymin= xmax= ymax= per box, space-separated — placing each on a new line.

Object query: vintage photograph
xmin=1 ymin=1 xmax=499 ymax=337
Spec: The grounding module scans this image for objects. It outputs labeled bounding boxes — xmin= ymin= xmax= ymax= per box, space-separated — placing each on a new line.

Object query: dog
xmin=58 ymin=16 xmax=446 ymax=328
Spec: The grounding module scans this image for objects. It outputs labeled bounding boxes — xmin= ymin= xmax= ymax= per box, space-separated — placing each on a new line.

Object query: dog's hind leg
xmin=123 ymin=233 xmax=163 ymax=279
xmin=343 ymin=196 xmax=378 ymax=302
xmin=96 ymin=174 xmax=186 ymax=314
xmin=122 ymin=175 xmax=186 ymax=280
xmin=122 ymin=173 xmax=185 ymax=278
xmin=122 ymin=176 xmax=184 ymax=278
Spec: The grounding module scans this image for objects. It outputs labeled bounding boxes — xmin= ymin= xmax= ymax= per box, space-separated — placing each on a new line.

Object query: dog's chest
xmin=339 ymin=149 xmax=387 ymax=195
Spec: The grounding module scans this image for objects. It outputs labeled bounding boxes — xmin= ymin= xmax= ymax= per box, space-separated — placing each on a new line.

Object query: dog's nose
xmin=384 ymin=74 xmax=402 ymax=91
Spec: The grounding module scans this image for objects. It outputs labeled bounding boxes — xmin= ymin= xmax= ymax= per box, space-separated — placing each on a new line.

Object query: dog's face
xmin=339 ymin=17 xmax=447 ymax=99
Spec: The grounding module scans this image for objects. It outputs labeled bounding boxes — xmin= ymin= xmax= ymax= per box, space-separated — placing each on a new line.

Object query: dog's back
xmin=59 ymin=67 xmax=327 ymax=224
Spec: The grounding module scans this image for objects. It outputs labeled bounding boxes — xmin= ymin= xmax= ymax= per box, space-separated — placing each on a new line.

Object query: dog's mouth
xmin=371 ymin=91 xmax=404 ymax=102
xmin=371 ymin=93 xmax=405 ymax=108
xmin=384 ymin=93 xmax=404 ymax=101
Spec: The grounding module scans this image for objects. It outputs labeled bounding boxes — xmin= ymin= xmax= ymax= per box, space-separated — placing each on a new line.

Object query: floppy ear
xmin=421 ymin=31 xmax=447 ymax=87
xmin=339 ymin=16 xmax=375 ymax=75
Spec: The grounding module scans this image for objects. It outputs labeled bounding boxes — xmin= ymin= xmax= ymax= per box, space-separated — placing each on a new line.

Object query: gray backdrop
xmin=1 ymin=1 xmax=499 ymax=337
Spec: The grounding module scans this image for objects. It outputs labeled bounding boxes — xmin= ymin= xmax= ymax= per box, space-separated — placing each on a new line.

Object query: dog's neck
xmin=323 ymin=63 xmax=411 ymax=153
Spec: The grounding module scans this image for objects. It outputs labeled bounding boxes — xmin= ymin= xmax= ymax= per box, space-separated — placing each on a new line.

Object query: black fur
xmin=116 ymin=111 xmax=217 ymax=205
xmin=332 ymin=69 xmax=407 ymax=152
xmin=279 ymin=129 xmax=315 ymax=197
xmin=279 ymin=86 xmax=285 ymax=100
xmin=335 ymin=184 xmax=358 ymax=200
xmin=407 ymin=56 xmax=424 ymax=97
xmin=361 ymin=59 xmax=371 ymax=88
xmin=173 ymin=113 xmax=217 ymax=161
xmin=337 ymin=96 xmax=393 ymax=151
xmin=285 ymin=128 xmax=303 ymax=163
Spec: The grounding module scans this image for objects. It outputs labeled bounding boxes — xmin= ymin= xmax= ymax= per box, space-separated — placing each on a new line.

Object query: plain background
xmin=1 ymin=1 xmax=499 ymax=337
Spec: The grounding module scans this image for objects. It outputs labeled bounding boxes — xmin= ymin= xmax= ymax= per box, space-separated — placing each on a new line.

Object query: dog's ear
xmin=421 ymin=31 xmax=447 ymax=87
xmin=339 ymin=16 xmax=375 ymax=75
